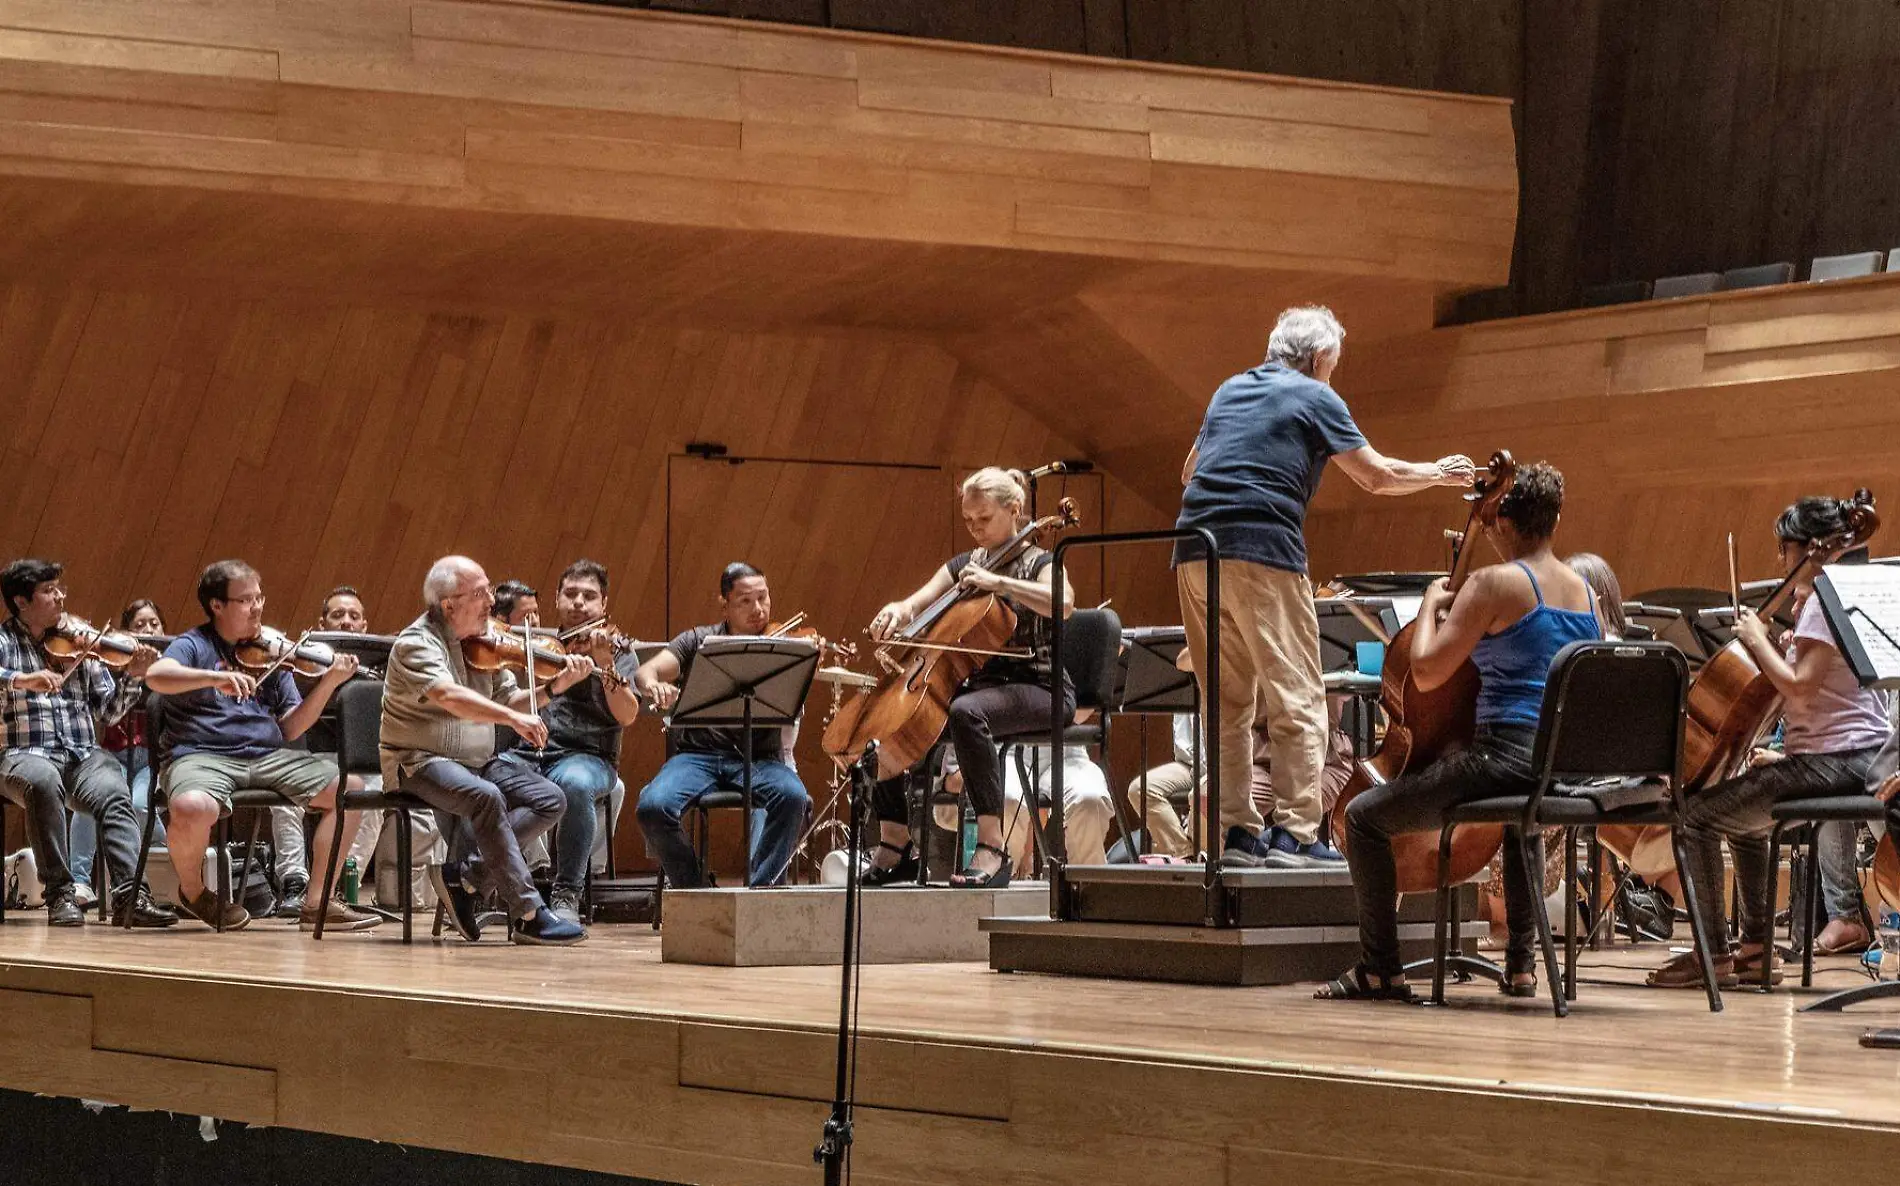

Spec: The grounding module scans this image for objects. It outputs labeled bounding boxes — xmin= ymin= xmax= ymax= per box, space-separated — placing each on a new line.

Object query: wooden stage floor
xmin=3 ymin=914 xmax=1900 ymax=1184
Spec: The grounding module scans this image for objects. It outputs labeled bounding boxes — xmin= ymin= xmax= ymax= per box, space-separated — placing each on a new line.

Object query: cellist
xmin=861 ymin=468 xmax=1074 ymax=888
xmin=1647 ymin=497 xmax=1894 ymax=989
xmin=1317 ymin=463 xmax=1599 ymax=1002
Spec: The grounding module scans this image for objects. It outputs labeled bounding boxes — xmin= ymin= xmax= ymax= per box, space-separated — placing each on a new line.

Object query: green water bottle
xmin=342 ymin=857 xmax=359 ymax=905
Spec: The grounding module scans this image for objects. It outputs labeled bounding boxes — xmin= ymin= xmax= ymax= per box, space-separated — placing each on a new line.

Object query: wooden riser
xmin=983 ymin=917 xmax=1486 ymax=986
xmin=660 ymin=882 xmax=1050 ymax=966
xmin=1060 ymin=864 xmax=1476 ymax=927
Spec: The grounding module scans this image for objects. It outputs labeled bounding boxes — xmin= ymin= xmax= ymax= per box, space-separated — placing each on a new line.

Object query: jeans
xmin=0 ymin=748 xmax=143 ymax=900
xmin=1816 ymin=820 xmax=1864 ymax=922
xmin=1678 ymin=746 xmax=1884 ymax=946
xmin=71 ymin=748 xmax=160 ymax=884
xmin=1344 ymin=724 xmax=1542 ymax=978
xmin=535 ymin=752 xmax=617 ymax=892
xmin=874 ymin=681 xmax=1075 ymax=824
xmin=405 ymin=752 xmax=563 ymax=921
xmin=636 ymin=751 xmax=808 ymax=888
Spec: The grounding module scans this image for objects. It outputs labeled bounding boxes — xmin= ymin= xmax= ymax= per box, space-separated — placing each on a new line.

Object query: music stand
xmin=1117 ymin=628 xmax=1201 ymax=857
xmin=666 ymin=635 xmax=819 ymax=885
xmin=1314 ymin=596 xmax=1395 ymax=672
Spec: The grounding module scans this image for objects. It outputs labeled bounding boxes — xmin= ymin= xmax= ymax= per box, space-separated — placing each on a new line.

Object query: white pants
xmin=1000 ymin=746 xmax=1113 ymax=868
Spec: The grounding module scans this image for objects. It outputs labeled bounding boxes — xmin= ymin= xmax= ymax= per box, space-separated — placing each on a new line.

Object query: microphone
xmin=1024 ymin=459 xmax=1095 ymax=480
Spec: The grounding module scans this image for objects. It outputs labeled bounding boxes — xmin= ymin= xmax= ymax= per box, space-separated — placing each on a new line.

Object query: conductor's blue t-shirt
xmin=1173 ymin=362 xmax=1368 ymax=574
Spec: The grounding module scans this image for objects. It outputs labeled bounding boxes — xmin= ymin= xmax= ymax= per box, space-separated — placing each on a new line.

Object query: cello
xmin=1328 ymin=451 xmax=1516 ymax=891
xmin=822 ymin=498 xmax=1079 ymax=774
xmin=1600 ymin=489 xmax=1879 ymax=880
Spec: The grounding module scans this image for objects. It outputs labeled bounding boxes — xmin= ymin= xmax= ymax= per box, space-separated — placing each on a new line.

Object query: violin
xmin=462 ymin=621 xmax=629 ymax=691
xmin=768 ymin=612 xmax=858 ymax=664
xmin=43 ymin=615 xmax=148 ymax=670
xmin=232 ymin=626 xmax=365 ymax=679
xmin=1600 ymin=489 xmax=1879 ymax=882
xmin=1328 ymin=451 xmax=1516 ymax=892
xmin=823 ymin=497 xmax=1079 ymax=774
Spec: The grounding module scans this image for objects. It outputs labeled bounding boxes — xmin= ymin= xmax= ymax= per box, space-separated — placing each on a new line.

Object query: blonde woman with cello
xmin=858 ymin=468 xmax=1075 ymax=889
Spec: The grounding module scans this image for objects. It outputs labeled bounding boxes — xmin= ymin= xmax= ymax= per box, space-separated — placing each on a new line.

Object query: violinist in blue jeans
xmin=632 ymin=563 xmax=809 ymax=889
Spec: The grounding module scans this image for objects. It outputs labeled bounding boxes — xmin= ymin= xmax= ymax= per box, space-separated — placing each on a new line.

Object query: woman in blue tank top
xmin=1318 ymin=462 xmax=1600 ymax=1002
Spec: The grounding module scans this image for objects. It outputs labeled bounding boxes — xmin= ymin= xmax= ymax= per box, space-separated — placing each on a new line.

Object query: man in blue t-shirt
xmin=144 ymin=560 xmax=373 ymax=933
xmin=1174 ymin=306 xmax=1475 ymax=869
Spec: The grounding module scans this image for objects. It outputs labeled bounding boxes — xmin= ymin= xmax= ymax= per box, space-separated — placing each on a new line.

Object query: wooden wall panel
xmin=1307 ymin=274 xmax=1900 ymax=596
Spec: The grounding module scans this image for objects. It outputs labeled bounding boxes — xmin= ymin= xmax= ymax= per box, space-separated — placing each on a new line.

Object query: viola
xmin=1328 ymin=451 xmax=1516 ymax=891
xmin=1600 ymin=489 xmax=1879 ymax=881
xmin=823 ymin=497 xmax=1079 ymax=774
xmin=43 ymin=615 xmax=147 ymax=670
xmin=463 ymin=621 xmax=629 ymax=691
xmin=769 ymin=612 xmax=858 ymax=664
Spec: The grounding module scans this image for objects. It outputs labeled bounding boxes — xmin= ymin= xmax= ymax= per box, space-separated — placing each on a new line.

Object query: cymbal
xmin=815 ymin=666 xmax=877 ymax=688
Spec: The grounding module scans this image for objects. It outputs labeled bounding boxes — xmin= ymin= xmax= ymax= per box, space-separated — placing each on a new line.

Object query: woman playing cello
xmin=1319 ymin=463 xmax=1600 ymax=1001
xmin=1648 ymin=496 xmax=1893 ymax=989
xmin=860 ymin=468 xmax=1074 ymax=889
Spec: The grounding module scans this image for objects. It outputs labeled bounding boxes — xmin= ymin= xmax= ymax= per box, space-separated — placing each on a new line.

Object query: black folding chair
xmin=313 ymin=679 xmax=432 ymax=942
xmin=1429 ymin=640 xmax=1724 ymax=1016
xmin=1763 ymin=796 xmax=1887 ymax=989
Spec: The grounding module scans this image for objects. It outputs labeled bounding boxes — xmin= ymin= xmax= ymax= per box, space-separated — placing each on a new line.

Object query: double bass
xmin=1600 ymin=489 xmax=1879 ymax=880
xmin=822 ymin=498 xmax=1079 ymax=775
xmin=1328 ymin=451 xmax=1516 ymax=891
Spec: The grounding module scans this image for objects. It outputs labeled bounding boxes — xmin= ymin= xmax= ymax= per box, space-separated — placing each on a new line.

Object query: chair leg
xmin=1671 ymin=832 xmax=1724 ymax=1013
xmin=1802 ymin=828 xmax=1820 ymax=989
xmin=125 ymin=794 xmax=159 ymax=931
xmin=1563 ymin=828 xmax=1580 ymax=1003
xmin=652 ymin=870 xmax=664 ymax=932
xmin=1431 ymin=824 xmax=1453 ymax=1006
xmin=314 ymin=801 xmax=349 ymax=941
xmin=1586 ymin=831 xmax=1604 ymax=951
xmin=1524 ymin=832 xmax=1565 ymax=1018
xmin=396 ymin=808 xmax=414 ymax=945
xmin=214 ymin=815 xmax=231 ymax=933
xmin=1762 ymin=824 xmax=1784 ymax=992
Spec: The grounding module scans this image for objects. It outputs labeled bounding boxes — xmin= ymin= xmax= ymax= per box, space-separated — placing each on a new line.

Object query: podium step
xmin=981 ymin=916 xmax=1488 ymax=986
xmin=1060 ymin=863 xmax=1475 ymax=928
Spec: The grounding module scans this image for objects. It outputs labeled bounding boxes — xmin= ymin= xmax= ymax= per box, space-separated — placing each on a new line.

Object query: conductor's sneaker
xmin=510 ymin=908 xmax=587 ymax=946
xmin=1218 ymin=826 xmax=1268 ymax=868
xmin=179 ymin=888 xmax=250 ymax=931
xmin=430 ymin=864 xmax=483 ymax=942
xmin=1298 ymin=838 xmax=1346 ymax=866
xmin=112 ymin=887 xmax=180 ymax=929
xmin=548 ymin=887 xmax=585 ymax=926
xmin=1260 ymin=826 xmax=1305 ymax=868
xmin=299 ymin=897 xmax=383 ymax=933
xmin=46 ymin=886 xmax=85 ymax=927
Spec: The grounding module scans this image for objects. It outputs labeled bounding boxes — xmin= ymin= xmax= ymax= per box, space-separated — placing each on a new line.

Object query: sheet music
xmin=1389 ymin=596 xmax=1423 ymax=630
xmin=1816 ymin=565 xmax=1900 ymax=686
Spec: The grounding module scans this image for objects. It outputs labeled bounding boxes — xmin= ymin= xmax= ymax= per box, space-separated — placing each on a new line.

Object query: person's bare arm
xmin=1331 ymin=446 xmax=1475 ymax=496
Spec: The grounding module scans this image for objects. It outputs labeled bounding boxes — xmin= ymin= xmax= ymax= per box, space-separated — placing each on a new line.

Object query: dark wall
xmin=602 ymin=0 xmax=1900 ymax=315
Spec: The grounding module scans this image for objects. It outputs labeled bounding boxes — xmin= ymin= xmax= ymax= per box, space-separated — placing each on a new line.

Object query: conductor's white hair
xmin=1265 ymin=306 xmax=1345 ymax=374
xmin=423 ymin=555 xmax=480 ymax=607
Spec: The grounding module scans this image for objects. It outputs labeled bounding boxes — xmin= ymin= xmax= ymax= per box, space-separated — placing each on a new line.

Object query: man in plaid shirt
xmin=0 ymin=558 xmax=178 ymax=927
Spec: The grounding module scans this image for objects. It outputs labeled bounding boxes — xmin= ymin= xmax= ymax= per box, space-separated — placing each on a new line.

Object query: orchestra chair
xmin=1426 ymin=641 xmax=1724 ymax=1017
xmin=312 ymin=679 xmax=433 ymax=943
xmin=128 ymin=694 xmax=299 ymax=933
xmin=1651 ymin=272 xmax=1722 ymax=299
xmin=994 ymin=607 xmax=1125 ymax=876
xmin=1722 ymin=261 xmax=1796 ymax=290
xmin=648 ymin=787 xmax=757 ymax=930
xmin=1761 ymin=796 xmax=1887 ymax=989
xmin=1580 ymin=280 xmax=1653 ymax=308
xmin=1808 ymin=251 xmax=1884 ymax=282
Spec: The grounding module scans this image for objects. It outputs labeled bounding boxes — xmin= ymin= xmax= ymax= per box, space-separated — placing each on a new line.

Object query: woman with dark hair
xmin=1318 ymin=462 xmax=1600 ymax=1001
xmin=1648 ymin=496 xmax=1894 ymax=988
xmin=71 ymin=600 xmax=169 ymax=895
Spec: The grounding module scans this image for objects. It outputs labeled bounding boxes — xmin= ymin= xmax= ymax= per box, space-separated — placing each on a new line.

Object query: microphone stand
xmin=815 ymin=741 xmax=877 ymax=1185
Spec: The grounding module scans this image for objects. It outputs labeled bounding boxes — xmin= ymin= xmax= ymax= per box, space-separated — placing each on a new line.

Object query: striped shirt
xmin=0 ymin=617 xmax=141 ymax=760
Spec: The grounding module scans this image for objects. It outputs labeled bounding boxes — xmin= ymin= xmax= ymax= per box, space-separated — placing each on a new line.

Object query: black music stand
xmin=667 ymin=635 xmax=819 ymax=885
xmin=1117 ymin=627 xmax=1201 ymax=857
xmin=1314 ymin=597 xmax=1396 ymax=672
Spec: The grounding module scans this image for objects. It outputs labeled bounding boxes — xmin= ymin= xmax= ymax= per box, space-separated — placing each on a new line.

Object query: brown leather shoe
xmin=299 ymin=897 xmax=382 ymax=933
xmin=178 ymin=889 xmax=250 ymax=932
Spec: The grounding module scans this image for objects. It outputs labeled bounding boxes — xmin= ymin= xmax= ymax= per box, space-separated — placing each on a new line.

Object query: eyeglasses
xmin=225 ymin=593 xmax=267 ymax=609
xmin=448 ymin=583 xmax=493 ymax=603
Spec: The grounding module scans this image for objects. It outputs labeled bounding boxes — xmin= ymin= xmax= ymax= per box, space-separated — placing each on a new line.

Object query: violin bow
xmin=249 ymin=628 xmax=315 ymax=694
xmin=520 ymin=614 xmax=544 ymax=754
xmin=1727 ymin=532 xmax=1741 ymax=616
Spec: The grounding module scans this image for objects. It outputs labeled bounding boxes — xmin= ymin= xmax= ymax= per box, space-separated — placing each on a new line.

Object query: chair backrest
xmin=142 ymin=691 xmax=171 ymax=779
xmin=1528 ymin=641 xmax=1688 ymax=783
xmin=332 ymin=678 xmax=384 ymax=776
xmin=1060 ymin=608 xmax=1123 ymax=712
xmin=1721 ymin=261 xmax=1795 ymax=290
xmin=1651 ymin=272 xmax=1722 ymax=299
xmin=1580 ymin=280 xmax=1652 ymax=308
xmin=1809 ymin=251 xmax=1885 ymax=282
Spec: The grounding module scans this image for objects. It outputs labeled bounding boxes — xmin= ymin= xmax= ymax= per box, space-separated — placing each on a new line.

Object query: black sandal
xmin=1314 ymin=964 xmax=1416 ymax=1003
xmin=949 ymin=843 xmax=1012 ymax=889
xmin=1498 ymin=959 xmax=1538 ymax=998
xmin=862 ymin=841 xmax=918 ymax=887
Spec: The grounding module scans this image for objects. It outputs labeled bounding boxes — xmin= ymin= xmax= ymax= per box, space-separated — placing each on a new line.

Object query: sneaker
xmin=299 ymin=897 xmax=383 ymax=933
xmin=1260 ymin=826 xmax=1305 ymax=868
xmin=1619 ymin=882 xmax=1674 ymax=941
xmin=72 ymin=882 xmax=99 ymax=910
xmin=430 ymin=864 xmax=483 ymax=942
xmin=274 ymin=878 xmax=308 ymax=920
xmin=46 ymin=886 xmax=85 ymax=927
xmin=178 ymin=888 xmax=250 ymax=931
xmin=510 ymin=907 xmax=587 ymax=946
xmin=548 ymin=887 xmax=585 ymax=926
xmin=1299 ymin=838 xmax=1346 ymax=865
xmin=111 ymin=887 xmax=180 ymax=929
xmin=1218 ymin=825 xmax=1267 ymax=868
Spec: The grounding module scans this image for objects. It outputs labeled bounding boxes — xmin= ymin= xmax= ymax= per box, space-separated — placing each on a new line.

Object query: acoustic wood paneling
xmin=0 ymin=0 xmax=1517 ymax=287
xmin=1306 ymin=274 xmax=1900 ymax=594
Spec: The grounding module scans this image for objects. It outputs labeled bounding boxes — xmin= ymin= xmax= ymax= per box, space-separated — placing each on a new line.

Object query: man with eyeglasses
xmin=379 ymin=555 xmax=591 ymax=945
xmin=143 ymin=560 xmax=373 ymax=932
